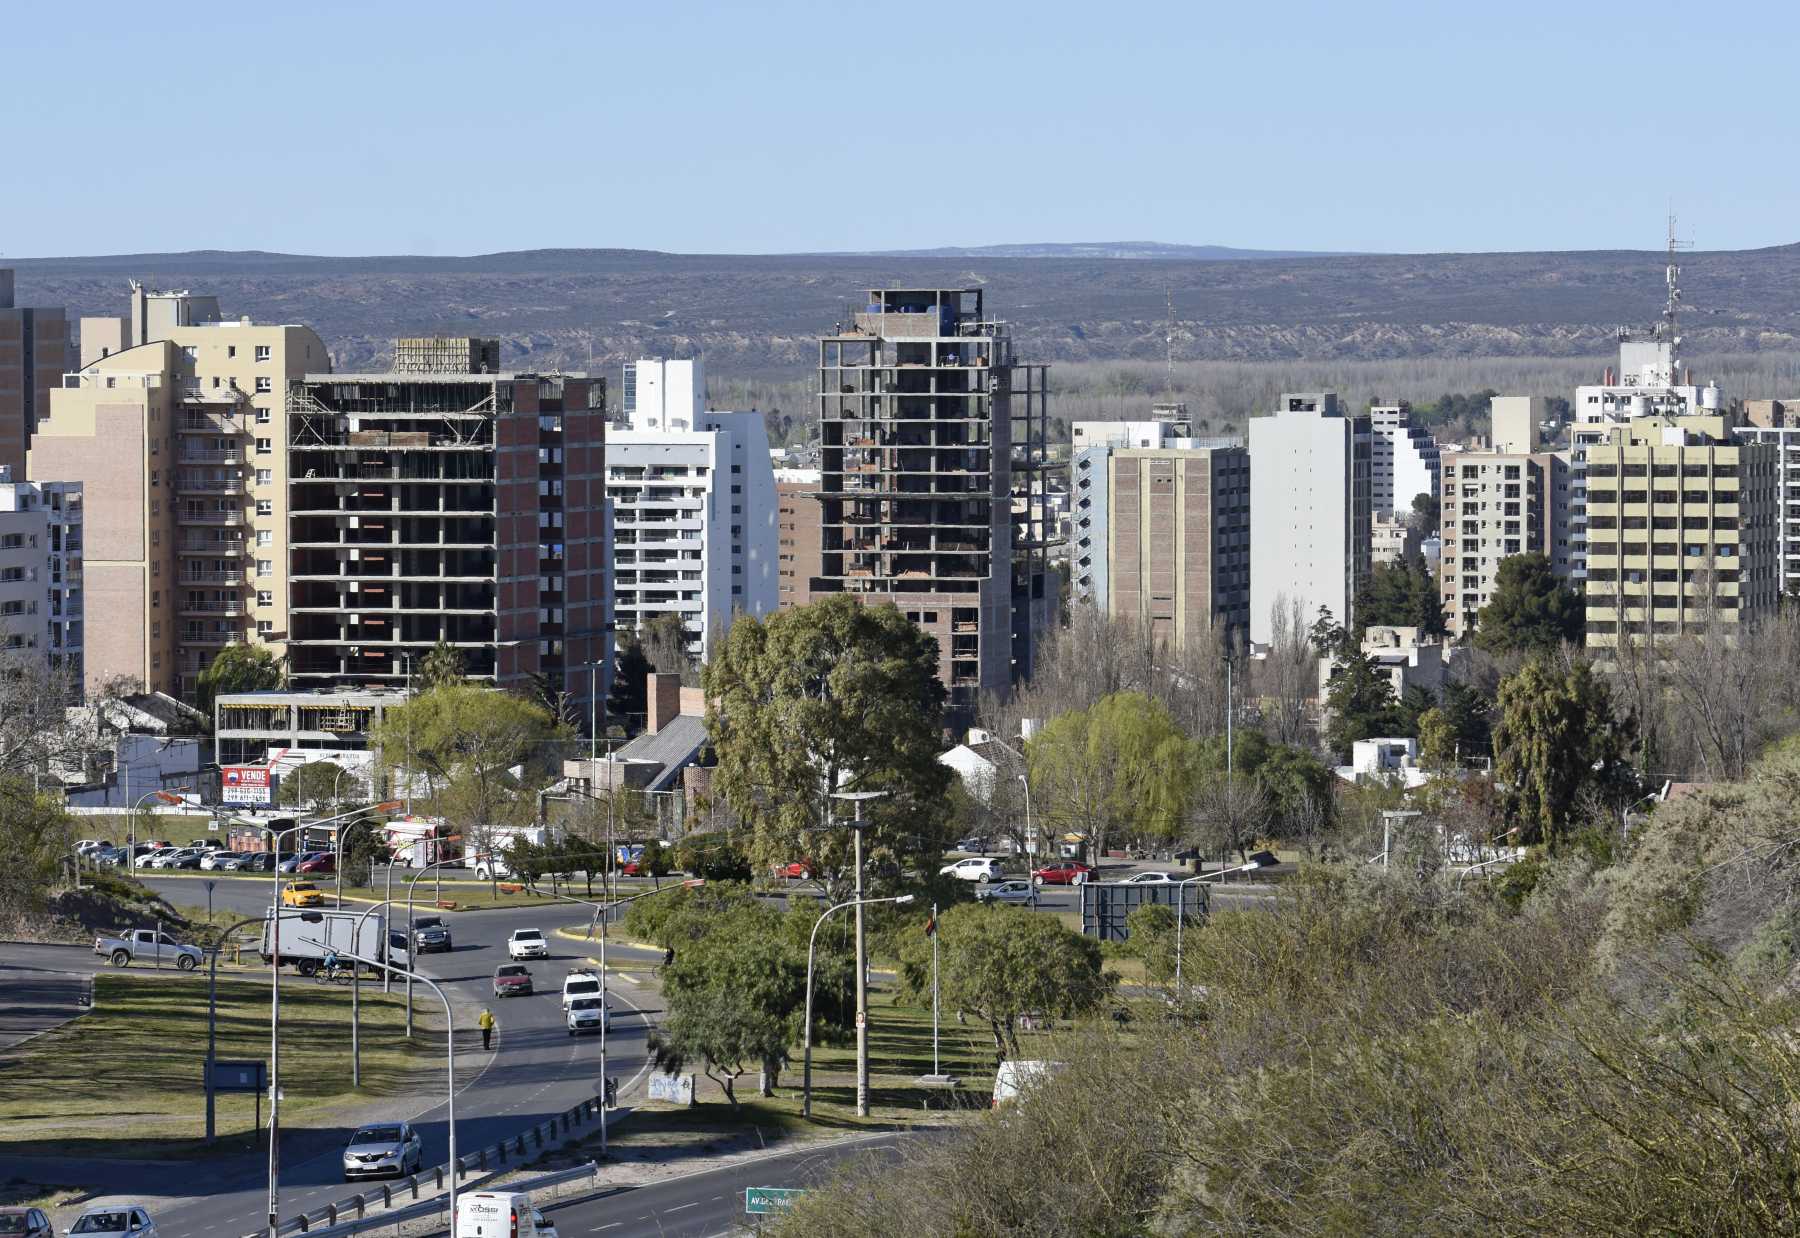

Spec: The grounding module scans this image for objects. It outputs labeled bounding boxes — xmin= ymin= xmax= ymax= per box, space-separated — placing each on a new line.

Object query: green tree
xmin=669 ymin=830 xmax=754 ymax=882
xmin=1473 ymin=553 xmax=1583 ymax=654
xmin=649 ymin=904 xmax=806 ymax=1105
xmin=1494 ymin=656 xmax=1628 ymax=846
xmin=276 ymin=760 xmax=361 ymax=812
xmin=704 ymin=595 xmax=951 ymax=890
xmin=1189 ymin=731 xmax=1335 ymax=847
xmin=339 ymin=826 xmax=390 ymax=888
xmin=194 ymin=643 xmax=282 ymax=719
xmin=1416 ymin=706 xmax=1458 ymax=771
xmin=1026 ymin=691 xmax=1193 ymax=858
xmin=418 ymin=640 xmax=467 ymax=692
xmin=1354 ymin=556 xmax=1446 ymax=639
xmin=0 ymin=776 xmax=75 ymax=919
xmin=606 ymin=635 xmax=652 ymax=730
xmin=1409 ymin=490 xmax=1440 ymax=536
xmin=638 ymin=613 xmax=698 ymax=686
xmin=1323 ymin=648 xmax=1402 ymax=760
xmin=897 ymin=904 xmax=1110 ymax=1061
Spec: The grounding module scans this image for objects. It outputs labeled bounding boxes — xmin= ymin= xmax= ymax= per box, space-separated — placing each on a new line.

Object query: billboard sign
xmin=222 ymin=766 xmax=273 ymax=805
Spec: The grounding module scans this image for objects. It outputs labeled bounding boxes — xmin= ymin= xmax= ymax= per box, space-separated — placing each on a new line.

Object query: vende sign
xmin=222 ymin=766 xmax=272 ymax=805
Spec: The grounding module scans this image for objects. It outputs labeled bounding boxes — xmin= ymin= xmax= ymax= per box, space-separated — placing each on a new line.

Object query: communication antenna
xmin=1164 ymin=287 xmax=1176 ymax=395
xmin=1662 ymin=211 xmax=1691 ymax=346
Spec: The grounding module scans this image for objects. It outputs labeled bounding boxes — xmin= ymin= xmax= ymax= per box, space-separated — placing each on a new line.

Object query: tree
xmin=1494 ymin=655 xmax=1628 ymax=846
xmin=1416 ymin=707 xmax=1458 ymax=771
xmin=1408 ymin=490 xmax=1440 ymax=537
xmin=1026 ymin=692 xmax=1193 ymax=859
xmin=0 ymin=776 xmax=75 ymax=921
xmin=195 ymin=643 xmax=282 ymax=719
xmin=897 ymin=904 xmax=1110 ymax=1061
xmin=1473 ymin=554 xmax=1583 ymax=655
xmin=276 ymin=760 xmax=362 ymax=811
xmin=1256 ymin=595 xmax=1317 ymax=747
xmin=1355 ymin=556 xmax=1446 ymax=639
xmin=704 ymin=595 xmax=952 ymax=891
xmin=1316 ymin=607 xmax=1403 ymax=759
xmin=606 ymin=635 xmax=652 ymax=730
xmin=1189 ymin=731 xmax=1334 ymax=852
xmin=418 ymin=641 xmax=467 ymax=692
xmin=638 ymin=614 xmax=698 ymax=687
xmin=649 ymin=904 xmax=806 ymax=1105
xmin=1124 ymin=903 xmax=1181 ymax=986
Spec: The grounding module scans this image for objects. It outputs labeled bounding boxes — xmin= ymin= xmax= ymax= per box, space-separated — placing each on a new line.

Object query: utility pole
xmin=853 ymin=808 xmax=868 ymax=1116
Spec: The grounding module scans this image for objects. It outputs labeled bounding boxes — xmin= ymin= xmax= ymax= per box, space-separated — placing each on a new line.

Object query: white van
xmin=991 ymin=1059 xmax=1066 ymax=1108
xmin=560 ymin=968 xmax=601 ymax=1012
xmin=454 ymin=1191 xmax=557 ymax=1238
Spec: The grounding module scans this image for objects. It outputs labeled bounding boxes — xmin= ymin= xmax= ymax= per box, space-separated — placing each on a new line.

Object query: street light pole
xmin=204 ymin=913 xmax=268 ymax=1143
xmin=263 ymin=822 xmax=306 ymax=1238
xmin=129 ymin=788 xmax=185 ymax=874
xmin=829 ymin=789 xmax=889 ymax=1118
xmin=403 ymin=859 xmax=462 ymax=1039
xmin=803 ymin=892 xmax=913 ymax=1119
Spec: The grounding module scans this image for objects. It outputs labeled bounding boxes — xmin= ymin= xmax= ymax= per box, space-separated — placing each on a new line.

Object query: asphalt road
xmin=31 ymin=877 xmax=660 ymax=1238
xmin=0 ymin=944 xmax=101 ymax=1051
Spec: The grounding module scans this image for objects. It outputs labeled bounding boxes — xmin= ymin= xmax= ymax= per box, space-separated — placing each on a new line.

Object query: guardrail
xmin=248 ymin=1099 xmax=608 ymax=1237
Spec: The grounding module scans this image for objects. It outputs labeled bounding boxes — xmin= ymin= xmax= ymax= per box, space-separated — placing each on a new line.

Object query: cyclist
xmin=662 ymin=946 xmax=675 ymax=969
xmin=322 ymin=948 xmax=342 ymax=979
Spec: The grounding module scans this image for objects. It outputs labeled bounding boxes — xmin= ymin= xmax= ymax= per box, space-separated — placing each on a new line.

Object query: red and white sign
xmin=222 ymin=765 xmax=273 ymax=805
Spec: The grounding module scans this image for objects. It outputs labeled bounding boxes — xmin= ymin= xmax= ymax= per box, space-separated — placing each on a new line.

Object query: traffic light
xmin=603 ymin=1077 xmax=618 ymax=1108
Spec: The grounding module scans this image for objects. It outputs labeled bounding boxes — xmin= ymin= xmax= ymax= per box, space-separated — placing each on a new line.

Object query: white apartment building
xmin=0 ymin=469 xmax=81 ymax=676
xmin=1368 ymin=401 xmax=1440 ymax=517
xmin=1737 ymin=400 xmax=1800 ymax=596
xmin=609 ymin=359 xmax=776 ymax=662
xmin=1248 ymin=393 xmax=1371 ymax=644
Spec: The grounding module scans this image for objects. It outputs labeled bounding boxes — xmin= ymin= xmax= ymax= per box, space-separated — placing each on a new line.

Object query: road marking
xmin=665 ymin=1201 xmax=699 ymax=1211
xmin=590 ymin=1225 xmax=622 ymax=1232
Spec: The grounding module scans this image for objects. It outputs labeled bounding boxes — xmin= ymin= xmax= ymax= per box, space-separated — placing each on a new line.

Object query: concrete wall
xmin=1249 ymin=395 xmax=1366 ymax=645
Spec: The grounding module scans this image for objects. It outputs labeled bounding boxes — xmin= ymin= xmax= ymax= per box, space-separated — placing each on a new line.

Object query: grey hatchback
xmin=343 ymin=1121 xmax=423 ymax=1180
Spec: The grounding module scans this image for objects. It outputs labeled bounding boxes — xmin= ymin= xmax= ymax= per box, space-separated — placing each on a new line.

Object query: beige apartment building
xmin=1581 ymin=415 xmax=1779 ymax=652
xmin=32 ymin=288 xmax=328 ymax=699
xmin=1105 ymin=446 xmax=1251 ymax=649
xmin=1438 ymin=449 xmax=1569 ymax=640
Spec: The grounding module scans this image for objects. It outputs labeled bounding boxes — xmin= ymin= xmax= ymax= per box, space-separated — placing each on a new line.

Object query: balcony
xmin=180 ymin=511 xmax=245 ymax=526
xmin=180 ymin=570 xmax=243 ymax=585
xmin=177 ymin=475 xmax=247 ymax=496
xmin=180 ymin=450 xmax=242 ymax=465
xmin=180 ymin=601 xmax=247 ymax=616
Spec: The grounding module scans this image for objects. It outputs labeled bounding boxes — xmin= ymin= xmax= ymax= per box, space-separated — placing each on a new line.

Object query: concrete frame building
xmin=0 ymin=270 xmax=68 ymax=483
xmin=607 ymin=358 xmax=777 ymax=662
xmin=214 ymin=686 xmax=406 ymax=769
xmin=284 ymin=359 xmax=610 ymax=722
xmin=1733 ymin=401 xmax=1800 ymax=598
xmin=1582 ymin=414 xmax=1779 ymax=653
xmin=34 ymin=287 xmax=329 ymax=700
xmin=813 ymin=289 xmax=1057 ymax=716
xmin=1438 ymin=446 xmax=1570 ymax=640
xmin=1248 ymin=393 xmax=1371 ymax=645
xmin=774 ymin=467 xmax=823 ymax=610
xmin=1368 ymin=401 xmax=1440 ymax=518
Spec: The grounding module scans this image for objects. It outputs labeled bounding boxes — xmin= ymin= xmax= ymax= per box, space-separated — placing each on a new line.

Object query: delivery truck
xmin=259 ymin=908 xmax=404 ymax=976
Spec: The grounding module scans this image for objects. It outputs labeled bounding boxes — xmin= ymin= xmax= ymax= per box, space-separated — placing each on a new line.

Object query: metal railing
xmin=250 ymin=1101 xmax=608 ymax=1237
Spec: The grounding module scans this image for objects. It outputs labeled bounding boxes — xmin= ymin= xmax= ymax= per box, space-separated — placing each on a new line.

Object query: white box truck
xmin=455 ymin=1191 xmax=555 ymax=1238
xmin=259 ymin=908 xmax=398 ymax=976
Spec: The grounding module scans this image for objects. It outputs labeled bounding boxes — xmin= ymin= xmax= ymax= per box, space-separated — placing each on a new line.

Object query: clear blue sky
xmin=5 ymin=0 xmax=1795 ymax=257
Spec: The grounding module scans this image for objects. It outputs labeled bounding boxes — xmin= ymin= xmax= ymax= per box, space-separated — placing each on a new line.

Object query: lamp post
xmin=204 ymin=913 xmax=269 ymax=1143
xmin=829 ymin=789 xmax=889 ymax=1117
xmin=803 ymin=893 xmax=914 ymax=1118
xmin=263 ymin=821 xmax=309 ymax=1238
xmin=129 ymin=788 xmax=187 ymax=873
xmin=1016 ymin=773 xmax=1034 ymax=867
xmin=297 ymin=925 xmax=459 ymax=1228
xmin=1173 ymin=850 xmax=1277 ymax=998
xmin=526 ymin=879 xmax=703 ymax=1153
xmin=319 ymin=800 xmax=403 ymax=910
xmin=403 ymin=859 xmax=464 ymax=1039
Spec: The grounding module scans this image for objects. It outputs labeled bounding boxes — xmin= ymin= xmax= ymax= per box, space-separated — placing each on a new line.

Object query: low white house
xmin=1335 ymin=737 xmax=1428 ymax=789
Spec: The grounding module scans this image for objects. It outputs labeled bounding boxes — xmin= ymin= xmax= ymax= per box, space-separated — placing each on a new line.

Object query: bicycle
xmin=315 ymin=960 xmax=354 ymax=985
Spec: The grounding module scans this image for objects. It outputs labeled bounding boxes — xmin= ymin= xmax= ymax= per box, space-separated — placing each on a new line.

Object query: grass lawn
xmin=0 ymin=973 xmax=435 ymax=1160
xmin=75 ymin=814 xmax=217 ymax=847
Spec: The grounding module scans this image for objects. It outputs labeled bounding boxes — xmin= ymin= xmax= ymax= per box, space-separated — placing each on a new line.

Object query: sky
xmin=4 ymin=0 xmax=1796 ymax=258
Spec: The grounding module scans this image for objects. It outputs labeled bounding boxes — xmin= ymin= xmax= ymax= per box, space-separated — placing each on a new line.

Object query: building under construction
xmin=283 ymin=353 xmax=610 ymax=722
xmin=812 ymin=289 xmax=1058 ymax=716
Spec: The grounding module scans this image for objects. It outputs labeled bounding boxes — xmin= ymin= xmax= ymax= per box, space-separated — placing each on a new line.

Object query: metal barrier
xmin=254 ymin=1161 xmax=602 ymax=1238
xmin=251 ymin=1099 xmax=603 ymax=1237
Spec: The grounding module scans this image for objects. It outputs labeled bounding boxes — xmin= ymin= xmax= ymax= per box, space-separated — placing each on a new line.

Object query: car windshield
xmin=351 ymin=1126 xmax=403 ymax=1144
xmin=497 ymin=966 xmax=527 ymax=977
xmin=572 ymin=997 xmax=601 ymax=1010
xmin=416 ymin=918 xmax=442 ymax=930
xmin=514 ymin=930 xmax=541 ymax=940
xmin=566 ymin=980 xmax=599 ymax=995
xmin=0 ymin=1216 xmax=32 ymax=1233
xmin=290 ymin=883 xmax=315 ymax=891
xmin=73 ymin=1215 xmax=130 ymax=1233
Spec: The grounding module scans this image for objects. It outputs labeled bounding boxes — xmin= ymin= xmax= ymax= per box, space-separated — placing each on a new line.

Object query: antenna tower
xmin=1164 ymin=287 xmax=1176 ymax=394
xmin=1661 ymin=212 xmax=1691 ymax=345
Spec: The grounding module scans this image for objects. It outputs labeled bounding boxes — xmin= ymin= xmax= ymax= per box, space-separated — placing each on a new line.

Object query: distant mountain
xmin=845 ymin=241 xmax=1349 ymax=260
xmin=8 ymin=243 xmax=1800 ymax=377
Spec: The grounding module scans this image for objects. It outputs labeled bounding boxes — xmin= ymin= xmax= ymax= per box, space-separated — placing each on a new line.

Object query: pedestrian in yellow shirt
xmin=478 ymin=1007 xmax=495 ymax=1051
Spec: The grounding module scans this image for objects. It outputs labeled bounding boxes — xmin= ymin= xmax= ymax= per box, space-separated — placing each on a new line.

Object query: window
xmin=257 ymin=620 xmax=273 ymax=636
xmin=256 ymin=530 xmax=272 ymax=546
xmin=255 ymin=377 xmax=272 ymax=394
xmin=228 ymin=345 xmax=237 ymax=359
xmin=255 ymin=345 xmax=272 ymax=362
xmin=256 ymin=500 xmax=273 ymax=516
xmin=256 ymin=439 xmax=271 ymax=455
xmin=256 ymin=469 xmax=272 ymax=485
xmin=256 ymin=407 xmax=271 ymax=424
xmin=257 ymin=590 xmax=273 ymax=606
xmin=257 ymin=559 xmax=272 ymax=577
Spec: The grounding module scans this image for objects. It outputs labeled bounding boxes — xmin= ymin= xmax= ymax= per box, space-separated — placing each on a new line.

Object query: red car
xmin=492 ymin=964 xmax=533 ymax=997
xmin=297 ymin=853 xmax=336 ymax=875
xmin=1032 ymin=861 xmax=1094 ymax=886
xmin=774 ymin=860 xmax=816 ymax=880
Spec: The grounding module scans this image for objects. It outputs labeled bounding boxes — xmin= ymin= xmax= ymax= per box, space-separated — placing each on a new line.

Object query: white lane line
xmin=664 ymin=1201 xmax=699 ymax=1211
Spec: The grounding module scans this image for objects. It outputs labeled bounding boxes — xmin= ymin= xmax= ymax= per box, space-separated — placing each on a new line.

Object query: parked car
xmin=561 ymin=968 xmax=601 ymax=1011
xmin=508 ymin=928 xmax=549 ymax=960
xmin=199 ymin=850 xmax=240 ymax=871
xmin=493 ymin=964 xmax=534 ymax=997
xmin=773 ymin=860 xmax=815 ymax=880
xmin=975 ymin=879 xmax=1039 ymax=906
xmin=136 ymin=847 xmax=178 ymax=868
xmin=278 ymin=851 xmax=327 ymax=875
xmin=342 ymin=1122 xmax=422 ymax=1181
xmin=413 ymin=916 xmax=452 ymax=953
xmin=239 ymin=852 xmax=276 ymax=872
xmin=1032 ymin=861 xmax=1094 ymax=886
xmin=1123 ymin=871 xmax=1178 ymax=885
xmin=940 ymin=856 xmax=1005 ymax=883
xmin=186 ymin=838 xmax=223 ymax=851
xmin=94 ymin=928 xmax=203 ymax=970
xmin=281 ymin=881 xmax=324 ymax=908
xmin=566 ymin=995 xmax=610 ymax=1035
xmin=88 ymin=846 xmax=126 ymax=868
xmin=296 ymin=853 xmax=336 ymax=875
xmin=0 ymin=1205 xmax=53 ymax=1236
xmin=953 ymin=836 xmax=994 ymax=854
xmin=73 ymin=839 xmax=107 ymax=855
xmin=167 ymin=848 xmax=206 ymax=870
xmin=66 ymin=1207 xmax=158 ymax=1237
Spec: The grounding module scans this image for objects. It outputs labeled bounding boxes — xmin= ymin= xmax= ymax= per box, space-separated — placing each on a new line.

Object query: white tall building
xmin=1248 ymin=393 xmax=1371 ymax=644
xmin=1368 ymin=401 xmax=1440 ymax=518
xmin=0 ymin=468 xmax=81 ymax=678
xmin=608 ymin=359 xmax=777 ymax=662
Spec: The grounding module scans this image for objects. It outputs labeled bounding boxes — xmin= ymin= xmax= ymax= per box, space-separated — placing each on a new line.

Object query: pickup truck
xmin=94 ymin=929 xmax=203 ymax=970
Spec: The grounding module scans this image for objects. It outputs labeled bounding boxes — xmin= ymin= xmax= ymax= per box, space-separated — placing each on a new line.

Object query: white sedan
xmin=507 ymin=928 xmax=550 ymax=960
xmin=939 ymin=857 xmax=1005 ymax=883
xmin=1123 ymin=871 xmax=1179 ymax=884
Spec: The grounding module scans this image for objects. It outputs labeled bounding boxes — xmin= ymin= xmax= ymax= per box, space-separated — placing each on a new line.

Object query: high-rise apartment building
xmin=0 ymin=270 xmax=69 ymax=482
xmin=1248 ymin=393 xmax=1371 ymax=644
xmin=1582 ymin=414 xmax=1779 ymax=652
xmin=283 ymin=357 xmax=609 ymax=721
xmin=1437 ymin=447 xmax=1570 ymax=640
xmin=0 ymin=470 xmax=81 ymax=675
xmin=814 ymin=288 xmax=1057 ymax=715
xmin=774 ymin=468 xmax=823 ymax=611
xmin=1736 ymin=404 xmax=1800 ymax=597
xmin=606 ymin=359 xmax=776 ymax=661
xmin=1368 ymin=401 xmax=1440 ymax=517
xmin=34 ymin=290 xmax=329 ymax=699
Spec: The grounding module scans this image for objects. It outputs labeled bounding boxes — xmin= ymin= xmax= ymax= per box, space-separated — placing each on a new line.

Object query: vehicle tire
xmin=110 ymin=949 xmax=130 ymax=967
xmin=176 ymin=954 xmax=197 ymax=971
xmin=978 ymin=873 xmax=992 ymax=883
xmin=297 ymin=959 xmax=318 ymax=977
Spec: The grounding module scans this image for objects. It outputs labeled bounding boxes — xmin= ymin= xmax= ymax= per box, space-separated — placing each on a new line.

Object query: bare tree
xmin=1256 ymin=595 xmax=1316 ymax=747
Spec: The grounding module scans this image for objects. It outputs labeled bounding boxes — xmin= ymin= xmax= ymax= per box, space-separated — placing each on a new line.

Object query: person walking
xmin=478 ymin=1007 xmax=495 ymax=1051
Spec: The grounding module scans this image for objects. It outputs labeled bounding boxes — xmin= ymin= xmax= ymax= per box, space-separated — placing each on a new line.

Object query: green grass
xmin=73 ymin=815 xmax=216 ymax=846
xmin=0 ymin=973 xmax=436 ymax=1159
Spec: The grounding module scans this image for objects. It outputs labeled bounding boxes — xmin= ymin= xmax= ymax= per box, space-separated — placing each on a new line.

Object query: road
xmin=23 ymin=877 xmax=659 ymax=1238
xmin=0 ymin=944 xmax=100 ymax=1051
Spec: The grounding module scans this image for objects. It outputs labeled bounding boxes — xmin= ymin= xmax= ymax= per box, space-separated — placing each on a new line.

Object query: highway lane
xmin=72 ymin=878 xmax=659 ymax=1238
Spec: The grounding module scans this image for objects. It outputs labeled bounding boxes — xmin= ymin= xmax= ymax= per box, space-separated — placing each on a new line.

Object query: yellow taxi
xmin=282 ymin=881 xmax=324 ymax=908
